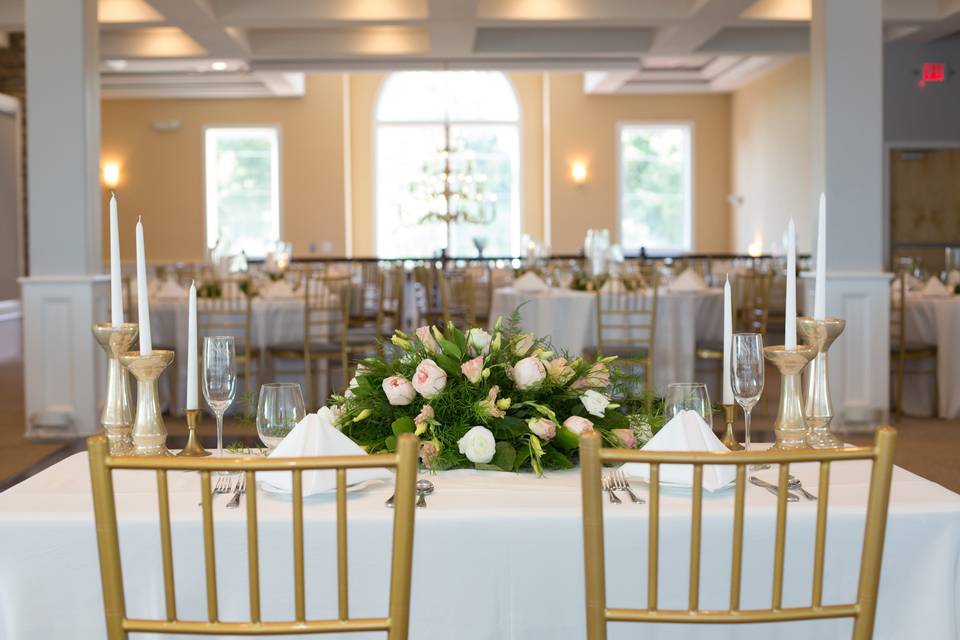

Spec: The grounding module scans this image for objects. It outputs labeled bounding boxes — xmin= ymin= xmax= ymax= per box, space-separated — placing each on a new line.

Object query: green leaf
xmin=541 ymin=448 xmax=575 ymax=470
xmin=553 ymin=426 xmax=580 ymax=451
xmin=599 ymin=411 xmax=629 ymax=429
xmin=434 ymin=353 xmax=461 ymax=376
xmin=491 ymin=415 xmax=528 ymax=437
xmin=391 ymin=416 xmax=415 ymax=436
xmin=492 ymin=441 xmax=516 ymax=471
xmin=514 ymin=447 xmax=531 ymax=471
xmin=474 ymin=463 xmax=503 ymax=471
xmin=437 ymin=337 xmax=462 ymax=360
xmin=451 ymin=325 xmax=468 ymax=353
xmin=385 ymin=435 xmax=397 ymax=452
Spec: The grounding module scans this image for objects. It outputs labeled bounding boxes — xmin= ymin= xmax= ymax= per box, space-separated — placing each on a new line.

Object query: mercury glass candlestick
xmin=721 ymin=404 xmax=743 ymax=451
xmin=92 ymin=323 xmax=138 ymax=455
xmin=762 ymin=345 xmax=816 ymax=450
xmin=177 ymin=409 xmax=210 ymax=457
xmin=120 ymin=350 xmax=175 ymax=456
xmin=798 ymin=317 xmax=846 ymax=449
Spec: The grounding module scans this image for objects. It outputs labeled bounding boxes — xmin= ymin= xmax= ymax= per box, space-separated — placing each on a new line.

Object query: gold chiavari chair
xmin=890 ymin=271 xmax=938 ymax=420
xmin=593 ymin=272 xmax=658 ymax=410
xmin=377 ymin=264 xmax=405 ymax=338
xmin=439 ymin=269 xmax=476 ymax=327
xmin=87 ymin=433 xmax=418 ymax=639
xmin=413 ymin=263 xmax=444 ymax=326
xmin=197 ymin=289 xmax=258 ymax=411
xmin=268 ymin=273 xmax=352 ymax=410
xmin=579 ymin=427 xmax=897 ymax=640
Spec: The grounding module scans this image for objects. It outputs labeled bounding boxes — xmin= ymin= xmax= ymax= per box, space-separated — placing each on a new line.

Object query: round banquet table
xmin=489 ymin=286 xmax=724 ymax=395
xmin=899 ymin=292 xmax=960 ymax=418
xmin=0 ymin=452 xmax=958 ymax=639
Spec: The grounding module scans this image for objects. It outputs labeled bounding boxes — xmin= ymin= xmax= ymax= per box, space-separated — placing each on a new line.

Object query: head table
xmin=1 ymin=452 xmax=958 ymax=639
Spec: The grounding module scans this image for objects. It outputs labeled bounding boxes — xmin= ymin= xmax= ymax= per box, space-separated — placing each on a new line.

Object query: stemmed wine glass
xmin=731 ymin=333 xmax=769 ymax=470
xmin=202 ymin=336 xmax=237 ymax=459
xmin=257 ymin=383 xmax=306 ymax=451
xmin=664 ymin=382 xmax=712 ymax=429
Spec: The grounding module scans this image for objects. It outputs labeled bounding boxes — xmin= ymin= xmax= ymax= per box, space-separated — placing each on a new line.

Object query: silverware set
xmin=749 ymin=475 xmax=817 ymax=502
xmin=198 ymin=474 xmax=246 ymax=508
xmin=602 ymin=470 xmax=645 ymax=505
xmin=385 ymin=478 xmax=435 ymax=509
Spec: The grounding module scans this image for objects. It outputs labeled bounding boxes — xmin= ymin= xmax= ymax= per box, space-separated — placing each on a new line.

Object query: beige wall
xmin=101 ymin=74 xmax=347 ymax=262
xmin=101 ymin=71 xmax=736 ymax=261
xmin=547 ymin=73 xmax=732 ymax=254
xmin=731 ymin=57 xmax=813 ymax=254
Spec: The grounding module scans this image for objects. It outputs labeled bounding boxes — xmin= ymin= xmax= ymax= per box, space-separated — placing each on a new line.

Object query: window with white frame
xmin=375 ymin=71 xmax=521 ymax=258
xmin=618 ymin=124 xmax=692 ymax=252
xmin=204 ymin=127 xmax=280 ymax=259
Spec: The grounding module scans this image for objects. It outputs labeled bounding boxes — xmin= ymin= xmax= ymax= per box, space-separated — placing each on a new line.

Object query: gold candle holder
xmin=721 ymin=403 xmax=743 ymax=451
xmin=798 ymin=317 xmax=846 ymax=449
xmin=177 ymin=409 xmax=210 ymax=457
xmin=119 ymin=350 xmax=175 ymax=456
xmin=92 ymin=323 xmax=139 ymax=455
xmin=762 ymin=345 xmax=816 ymax=450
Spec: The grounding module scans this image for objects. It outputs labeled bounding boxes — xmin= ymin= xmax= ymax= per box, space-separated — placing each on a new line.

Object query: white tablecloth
xmin=900 ymin=293 xmax=960 ymax=418
xmin=0 ymin=452 xmax=958 ymax=639
xmin=489 ymin=287 xmax=724 ymax=395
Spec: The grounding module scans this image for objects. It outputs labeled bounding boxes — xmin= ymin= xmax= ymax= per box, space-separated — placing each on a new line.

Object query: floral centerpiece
xmin=330 ymin=315 xmax=660 ymax=474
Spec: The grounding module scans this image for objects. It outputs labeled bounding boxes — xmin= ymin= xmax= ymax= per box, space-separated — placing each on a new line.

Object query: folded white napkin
xmin=259 ymin=279 xmax=296 ymax=299
xmin=153 ymin=278 xmax=187 ymax=299
xmin=946 ymin=270 xmax=960 ymax=289
xmin=513 ymin=271 xmax=549 ymax=292
xmin=258 ymin=407 xmax=392 ymax=496
xmin=620 ymin=410 xmax=735 ymax=492
xmin=921 ymin=276 xmax=950 ymax=297
xmin=668 ymin=268 xmax=707 ymax=292
xmin=599 ymin=277 xmax=625 ymax=294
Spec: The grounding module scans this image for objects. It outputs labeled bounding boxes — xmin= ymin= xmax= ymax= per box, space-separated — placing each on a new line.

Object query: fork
xmin=226 ymin=474 xmax=246 ymax=509
xmin=601 ymin=474 xmax=622 ymax=504
xmin=198 ymin=475 xmax=233 ymax=507
xmin=611 ymin=469 xmax=645 ymax=504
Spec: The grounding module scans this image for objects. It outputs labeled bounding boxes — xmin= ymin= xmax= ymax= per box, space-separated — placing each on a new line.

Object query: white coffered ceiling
xmin=0 ymin=0 xmax=958 ymax=98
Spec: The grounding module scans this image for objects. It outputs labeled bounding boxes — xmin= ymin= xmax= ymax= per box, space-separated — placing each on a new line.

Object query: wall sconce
xmin=748 ymin=238 xmax=763 ymax=257
xmin=571 ymin=161 xmax=588 ymax=187
xmin=102 ymin=162 xmax=121 ymax=189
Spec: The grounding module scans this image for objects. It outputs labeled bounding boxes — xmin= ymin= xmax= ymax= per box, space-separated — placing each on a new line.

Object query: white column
xmin=19 ymin=0 xmax=106 ymax=438
xmin=805 ymin=0 xmax=891 ymax=429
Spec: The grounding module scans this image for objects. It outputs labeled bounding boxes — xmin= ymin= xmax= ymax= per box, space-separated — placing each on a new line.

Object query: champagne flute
xmin=731 ymin=333 xmax=768 ymax=470
xmin=202 ymin=336 xmax=237 ymax=459
xmin=257 ymin=383 xmax=306 ymax=450
xmin=664 ymin=382 xmax=712 ymax=428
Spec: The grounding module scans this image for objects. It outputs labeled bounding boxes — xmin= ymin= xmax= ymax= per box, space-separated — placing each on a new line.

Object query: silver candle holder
xmin=92 ymin=323 xmax=139 ymax=455
xmin=798 ymin=317 xmax=846 ymax=449
xmin=119 ymin=350 xmax=175 ymax=456
xmin=762 ymin=345 xmax=816 ymax=450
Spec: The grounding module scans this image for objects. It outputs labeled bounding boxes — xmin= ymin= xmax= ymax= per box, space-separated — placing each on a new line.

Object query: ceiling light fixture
xmin=210 ymin=61 xmax=228 ymax=71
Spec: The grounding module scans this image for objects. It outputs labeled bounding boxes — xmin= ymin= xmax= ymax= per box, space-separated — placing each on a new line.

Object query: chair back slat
xmin=579 ymin=428 xmax=897 ymax=639
xmin=87 ymin=433 xmax=418 ymax=638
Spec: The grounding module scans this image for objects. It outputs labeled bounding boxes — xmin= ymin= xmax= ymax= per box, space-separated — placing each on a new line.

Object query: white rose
xmin=458 ymin=425 xmax=497 ymax=464
xmin=512 ymin=356 xmax=546 ymax=390
xmin=415 ymin=325 xmax=439 ymax=353
xmin=467 ymin=328 xmax=492 ymax=356
xmin=412 ymin=358 xmax=447 ymax=399
xmin=563 ymin=415 xmax=594 ymax=435
xmin=528 ymin=417 xmax=557 ymax=441
xmin=381 ymin=375 xmax=416 ymax=406
xmin=580 ymin=390 xmax=611 ymax=418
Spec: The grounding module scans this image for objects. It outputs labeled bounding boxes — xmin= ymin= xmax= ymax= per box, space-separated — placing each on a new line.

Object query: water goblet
xmin=731 ymin=332 xmax=768 ymax=470
xmin=257 ymin=383 xmax=306 ymax=451
xmin=202 ymin=336 xmax=237 ymax=460
xmin=664 ymin=382 xmax=712 ymax=429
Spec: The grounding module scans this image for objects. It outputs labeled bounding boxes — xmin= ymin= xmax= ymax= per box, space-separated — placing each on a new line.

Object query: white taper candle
xmin=722 ymin=275 xmax=733 ymax=404
xmin=785 ymin=218 xmax=797 ymax=350
xmin=135 ymin=217 xmax=152 ymax=355
xmin=814 ymin=192 xmax=826 ymax=320
xmin=186 ymin=281 xmax=198 ymax=410
xmin=109 ymin=193 xmax=123 ymax=326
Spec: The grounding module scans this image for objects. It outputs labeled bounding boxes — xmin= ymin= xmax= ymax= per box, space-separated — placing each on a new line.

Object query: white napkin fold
xmin=513 ymin=271 xmax=549 ymax=292
xmin=946 ymin=270 xmax=960 ymax=289
xmin=599 ymin=277 xmax=625 ymax=294
xmin=668 ymin=268 xmax=707 ymax=292
xmin=259 ymin=279 xmax=296 ymax=299
xmin=153 ymin=278 xmax=187 ymax=299
xmin=258 ymin=407 xmax=392 ymax=496
xmin=921 ymin=276 xmax=950 ymax=297
xmin=620 ymin=410 xmax=735 ymax=492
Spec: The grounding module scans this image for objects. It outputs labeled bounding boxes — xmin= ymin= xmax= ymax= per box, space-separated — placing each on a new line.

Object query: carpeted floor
xmin=0 ymin=356 xmax=958 ymax=494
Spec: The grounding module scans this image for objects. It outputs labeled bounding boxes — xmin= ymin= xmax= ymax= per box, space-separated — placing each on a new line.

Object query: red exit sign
xmin=919 ymin=62 xmax=946 ymax=87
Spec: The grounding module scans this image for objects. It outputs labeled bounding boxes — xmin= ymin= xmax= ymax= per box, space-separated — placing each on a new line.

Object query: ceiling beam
xmin=426 ymin=0 xmax=477 ymax=59
xmin=142 ymin=0 xmax=250 ymax=57
xmin=649 ymin=0 xmax=757 ymax=54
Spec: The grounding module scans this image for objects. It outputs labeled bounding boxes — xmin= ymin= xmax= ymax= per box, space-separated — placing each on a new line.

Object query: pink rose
xmin=512 ymin=356 xmax=546 ymax=390
xmin=412 ymin=358 xmax=447 ymax=399
xmin=415 ymin=325 xmax=439 ymax=353
xmin=461 ymin=356 xmax=484 ymax=383
xmin=528 ymin=417 xmax=557 ymax=441
xmin=419 ymin=441 xmax=439 ymax=466
xmin=613 ymin=428 xmax=637 ymax=449
xmin=572 ymin=362 xmax=610 ymax=389
xmin=382 ymin=375 xmax=416 ymax=406
xmin=546 ymin=357 xmax=575 ymax=384
xmin=415 ymin=404 xmax=434 ymax=427
xmin=563 ymin=416 xmax=594 ymax=435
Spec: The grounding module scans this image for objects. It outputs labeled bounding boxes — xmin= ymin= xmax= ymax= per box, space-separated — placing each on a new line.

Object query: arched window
xmin=375 ymin=71 xmax=521 ymax=258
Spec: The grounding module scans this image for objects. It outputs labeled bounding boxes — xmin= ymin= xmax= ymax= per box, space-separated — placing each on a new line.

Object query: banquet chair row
xmin=889 ymin=271 xmax=938 ymax=420
xmin=86 ymin=427 xmax=896 ymax=639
